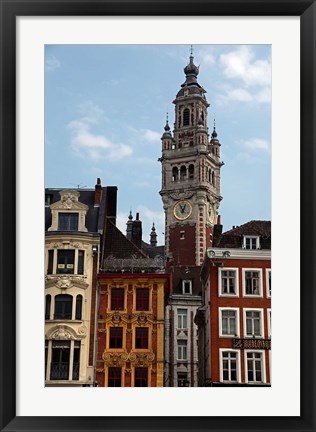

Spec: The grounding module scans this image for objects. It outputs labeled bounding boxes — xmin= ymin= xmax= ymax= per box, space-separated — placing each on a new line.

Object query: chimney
xmin=131 ymin=213 xmax=142 ymax=249
xmin=94 ymin=178 xmax=102 ymax=206
xmin=217 ymin=214 xmax=221 ymax=225
xmin=213 ymin=214 xmax=223 ymax=244
xmin=104 ymin=186 xmax=118 ymax=225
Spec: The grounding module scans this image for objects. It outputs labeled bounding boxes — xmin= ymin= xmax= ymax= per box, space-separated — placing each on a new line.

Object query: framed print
xmin=0 ymin=1 xmax=315 ymax=431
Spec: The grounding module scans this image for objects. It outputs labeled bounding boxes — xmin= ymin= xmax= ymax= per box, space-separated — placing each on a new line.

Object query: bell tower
xmin=160 ymin=50 xmax=223 ymax=267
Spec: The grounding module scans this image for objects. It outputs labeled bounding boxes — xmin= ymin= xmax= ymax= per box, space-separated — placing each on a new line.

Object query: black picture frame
xmin=0 ymin=1 xmax=315 ymax=431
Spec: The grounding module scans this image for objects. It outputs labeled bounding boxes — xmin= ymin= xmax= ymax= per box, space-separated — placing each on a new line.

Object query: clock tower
xmin=160 ymin=51 xmax=223 ymax=268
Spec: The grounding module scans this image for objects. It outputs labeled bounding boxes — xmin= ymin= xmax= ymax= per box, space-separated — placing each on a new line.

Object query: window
xmin=183 ymin=108 xmax=190 ymax=126
xmin=177 ymin=309 xmax=188 ymax=329
xmin=172 ymin=167 xmax=178 ymax=182
xmin=267 ymin=269 xmax=271 ymax=297
xmin=246 ymin=352 xmax=263 ymax=383
xmin=180 ymin=231 xmax=185 ymax=240
xmin=267 ymin=309 xmax=271 ymax=338
xmin=75 ymin=295 xmax=83 ymax=320
xmin=182 ymin=280 xmax=192 ymax=294
xmin=135 ymin=327 xmax=148 ymax=349
xmin=177 ymin=340 xmax=188 ymax=360
xmin=188 ymin=164 xmax=194 ymax=179
xmin=177 ymin=372 xmax=188 ymax=387
xmin=221 ymin=351 xmax=238 ymax=382
xmin=180 ymin=165 xmax=187 ymax=181
xmin=109 ymin=327 xmax=123 ymax=349
xmin=57 ymin=250 xmax=75 ymax=274
xmin=111 ymin=288 xmax=125 ymax=310
xmin=54 ymin=294 xmax=73 ymax=320
xmin=72 ymin=341 xmax=80 ymax=380
xmin=243 ymin=236 xmax=260 ymax=249
xmin=136 ymin=288 xmax=149 ymax=311
xmin=50 ymin=340 xmax=71 ymax=380
xmin=221 ymin=309 xmax=237 ymax=336
xmin=77 ymin=250 xmax=84 ymax=274
xmin=108 ymin=367 xmax=122 ymax=387
xmin=45 ymin=294 xmax=51 ymax=320
xmin=244 ymin=270 xmax=261 ymax=295
xmin=220 ymin=269 xmax=238 ymax=295
xmin=58 ymin=213 xmax=79 ymax=231
xmin=46 ymin=340 xmax=81 ymax=381
xmin=47 ymin=250 xmax=54 ymax=274
xmin=245 ymin=310 xmax=263 ymax=337
xmin=134 ymin=367 xmax=148 ymax=387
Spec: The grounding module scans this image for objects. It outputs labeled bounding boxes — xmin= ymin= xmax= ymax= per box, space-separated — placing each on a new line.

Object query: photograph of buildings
xmin=44 ymin=44 xmax=271 ymax=387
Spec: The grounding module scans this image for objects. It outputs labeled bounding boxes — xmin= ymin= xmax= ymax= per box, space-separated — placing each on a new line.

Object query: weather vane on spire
xmin=190 ymin=45 xmax=193 ymax=56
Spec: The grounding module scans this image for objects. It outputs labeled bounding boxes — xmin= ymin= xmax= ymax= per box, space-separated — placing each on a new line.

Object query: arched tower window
xmin=75 ymin=295 xmax=83 ymax=320
xmin=188 ymin=164 xmax=194 ymax=179
xmin=183 ymin=108 xmax=190 ymax=126
xmin=180 ymin=165 xmax=187 ymax=181
xmin=212 ymin=172 xmax=215 ymax=185
xmin=172 ymin=167 xmax=179 ymax=182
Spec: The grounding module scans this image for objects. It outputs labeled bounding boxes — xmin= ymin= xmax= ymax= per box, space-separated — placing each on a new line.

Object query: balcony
xmin=50 ymin=362 xmax=80 ymax=380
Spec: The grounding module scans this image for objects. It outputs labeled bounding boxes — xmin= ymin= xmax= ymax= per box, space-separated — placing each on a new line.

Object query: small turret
xmin=126 ymin=211 xmax=133 ymax=240
xmin=150 ymin=222 xmax=158 ymax=247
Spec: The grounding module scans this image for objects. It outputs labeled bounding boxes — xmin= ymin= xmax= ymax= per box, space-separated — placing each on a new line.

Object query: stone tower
xmin=160 ymin=50 xmax=223 ymax=267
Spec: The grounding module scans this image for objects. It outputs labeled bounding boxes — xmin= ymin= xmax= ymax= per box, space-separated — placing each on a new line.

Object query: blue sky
xmin=45 ymin=44 xmax=271 ymax=245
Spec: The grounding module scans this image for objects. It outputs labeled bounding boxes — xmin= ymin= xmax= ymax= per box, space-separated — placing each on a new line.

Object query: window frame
xmin=110 ymin=287 xmax=125 ymax=311
xmin=182 ymin=279 xmax=192 ymax=294
xmin=219 ymin=349 xmax=241 ymax=383
xmin=107 ymin=366 xmax=122 ymax=387
xmin=177 ymin=308 xmax=188 ymax=330
xmin=58 ymin=212 xmax=79 ymax=231
xmin=218 ymin=267 xmax=239 ymax=297
xmin=135 ymin=287 xmax=150 ymax=311
xmin=177 ymin=339 xmax=188 ymax=361
xmin=54 ymin=294 xmax=73 ymax=320
xmin=108 ymin=326 xmax=124 ymax=349
xmin=244 ymin=350 xmax=266 ymax=384
xmin=242 ymin=268 xmax=263 ymax=297
xmin=134 ymin=367 xmax=148 ymax=387
xmin=266 ymin=269 xmax=271 ymax=298
xmin=219 ymin=307 xmax=240 ymax=338
xmin=135 ymin=326 xmax=149 ymax=350
xmin=243 ymin=235 xmax=260 ymax=250
xmin=243 ymin=308 xmax=264 ymax=338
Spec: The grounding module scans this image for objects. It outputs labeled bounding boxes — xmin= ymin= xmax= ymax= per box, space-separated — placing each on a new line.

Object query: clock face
xmin=173 ymin=200 xmax=192 ymax=220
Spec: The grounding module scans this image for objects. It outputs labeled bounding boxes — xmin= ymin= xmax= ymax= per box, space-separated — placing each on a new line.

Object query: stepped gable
xmin=213 ymin=220 xmax=271 ymax=249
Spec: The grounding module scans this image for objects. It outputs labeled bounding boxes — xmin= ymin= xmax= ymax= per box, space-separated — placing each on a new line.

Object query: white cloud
xmin=141 ymin=129 xmax=161 ymax=143
xmin=220 ymin=46 xmax=271 ymax=87
xmin=239 ymin=138 xmax=271 ymax=153
xmin=68 ymin=106 xmax=133 ymax=161
xmin=218 ymin=88 xmax=253 ymax=104
xmin=45 ymin=54 xmax=61 ymax=71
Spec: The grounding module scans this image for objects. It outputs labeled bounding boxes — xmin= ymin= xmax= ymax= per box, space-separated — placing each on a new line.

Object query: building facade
xmin=159 ymin=52 xmax=223 ymax=386
xmin=44 ymin=179 xmax=117 ymax=386
xmin=197 ymin=220 xmax=271 ymax=386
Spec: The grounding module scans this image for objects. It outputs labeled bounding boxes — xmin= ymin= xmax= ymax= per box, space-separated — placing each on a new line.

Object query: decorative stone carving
xmin=78 ymin=325 xmax=87 ymax=335
xmin=45 ymin=275 xmax=88 ymax=290
xmin=46 ymin=324 xmax=86 ymax=340
xmin=128 ymin=351 xmax=155 ymax=367
xmin=169 ymin=191 xmax=194 ymax=200
xmin=102 ymin=352 xmax=128 ymax=367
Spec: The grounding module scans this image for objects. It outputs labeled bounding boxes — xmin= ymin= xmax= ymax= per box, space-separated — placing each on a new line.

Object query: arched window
xmin=172 ymin=167 xmax=178 ymax=182
xmin=45 ymin=294 xmax=51 ymax=320
xmin=212 ymin=172 xmax=215 ymax=185
xmin=75 ymin=295 xmax=83 ymax=320
xmin=54 ymin=294 xmax=73 ymax=320
xmin=183 ymin=108 xmax=190 ymax=126
xmin=188 ymin=164 xmax=194 ymax=179
xmin=180 ymin=166 xmax=187 ymax=181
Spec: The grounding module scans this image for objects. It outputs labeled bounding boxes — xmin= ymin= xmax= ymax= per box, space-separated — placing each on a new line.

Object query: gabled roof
xmin=102 ymin=219 xmax=148 ymax=260
xmin=213 ymin=220 xmax=271 ymax=249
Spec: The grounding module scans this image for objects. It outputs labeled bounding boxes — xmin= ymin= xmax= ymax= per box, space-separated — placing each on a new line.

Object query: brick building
xmin=196 ymin=220 xmax=271 ymax=386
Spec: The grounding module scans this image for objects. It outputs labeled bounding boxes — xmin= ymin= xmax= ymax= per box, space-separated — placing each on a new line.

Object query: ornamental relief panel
xmin=169 ymin=191 xmax=194 ymax=201
xmin=45 ymin=275 xmax=88 ymax=290
xmin=102 ymin=311 xmax=156 ymax=326
xmin=102 ymin=351 xmax=155 ymax=367
xmin=46 ymin=324 xmax=86 ymax=341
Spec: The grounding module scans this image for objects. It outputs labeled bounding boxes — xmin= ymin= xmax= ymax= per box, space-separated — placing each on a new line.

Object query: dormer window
xmin=182 ymin=279 xmax=192 ymax=294
xmin=243 ymin=236 xmax=260 ymax=250
xmin=58 ymin=213 xmax=79 ymax=231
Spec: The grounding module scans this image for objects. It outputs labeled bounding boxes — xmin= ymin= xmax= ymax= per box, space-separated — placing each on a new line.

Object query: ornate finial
xmin=164 ymin=112 xmax=171 ymax=133
xmin=190 ymin=45 xmax=193 ymax=56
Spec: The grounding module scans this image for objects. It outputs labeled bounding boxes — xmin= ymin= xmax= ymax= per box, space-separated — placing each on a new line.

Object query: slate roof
xmin=141 ymin=241 xmax=165 ymax=260
xmin=213 ymin=220 xmax=271 ymax=249
xmin=102 ymin=219 xmax=148 ymax=260
xmin=45 ymin=188 xmax=100 ymax=233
